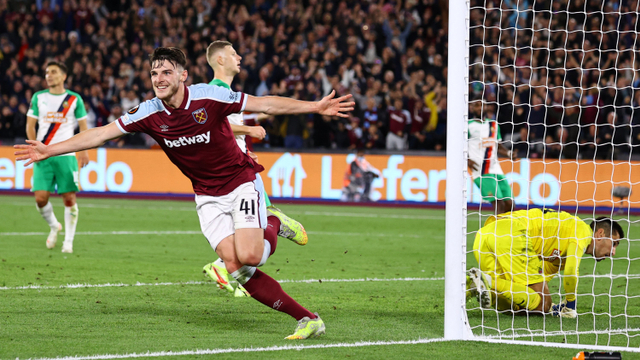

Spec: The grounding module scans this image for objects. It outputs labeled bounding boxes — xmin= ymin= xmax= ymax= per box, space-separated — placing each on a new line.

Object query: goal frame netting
xmin=443 ymin=0 xmax=640 ymax=352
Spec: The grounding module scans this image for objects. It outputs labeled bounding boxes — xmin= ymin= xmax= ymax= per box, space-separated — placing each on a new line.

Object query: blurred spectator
xmin=363 ymin=123 xmax=385 ymax=149
xmin=595 ymin=112 xmax=616 ymax=160
xmin=282 ymin=113 xmax=306 ymax=149
xmin=332 ymin=120 xmax=351 ymax=149
xmin=0 ymin=106 xmax=13 ymax=141
xmin=121 ymin=90 xmax=140 ymax=111
xmin=12 ymin=103 xmax=28 ymax=142
xmin=107 ymin=104 xmax=123 ymax=124
xmin=386 ymin=98 xmax=411 ymax=150
xmin=559 ymin=101 xmax=580 ymax=160
xmin=84 ymin=102 xmax=97 ymax=129
xmin=347 ymin=117 xmax=363 ymax=149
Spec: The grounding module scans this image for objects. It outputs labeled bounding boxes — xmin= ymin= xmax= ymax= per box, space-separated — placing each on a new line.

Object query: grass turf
xmin=0 ymin=195 xmax=638 ymax=359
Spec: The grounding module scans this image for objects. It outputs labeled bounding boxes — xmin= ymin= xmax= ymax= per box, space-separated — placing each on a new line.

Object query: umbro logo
xmin=160 ymin=124 xmax=169 ymax=132
xmin=273 ymin=299 xmax=283 ymax=310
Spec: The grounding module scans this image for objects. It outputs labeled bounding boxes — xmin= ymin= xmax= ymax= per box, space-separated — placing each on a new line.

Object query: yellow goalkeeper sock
xmin=494 ymin=277 xmax=541 ymax=311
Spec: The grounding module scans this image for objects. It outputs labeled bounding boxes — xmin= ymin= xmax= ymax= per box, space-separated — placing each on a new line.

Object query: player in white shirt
xmin=467 ymin=102 xmax=514 ymax=214
xmin=26 ymin=61 xmax=90 ymax=253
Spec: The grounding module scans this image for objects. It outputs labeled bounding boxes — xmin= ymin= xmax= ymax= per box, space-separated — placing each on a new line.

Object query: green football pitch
xmin=1 ymin=195 xmax=639 ymax=359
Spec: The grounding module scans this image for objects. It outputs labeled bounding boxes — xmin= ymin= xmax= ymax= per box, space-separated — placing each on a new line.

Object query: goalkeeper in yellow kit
xmin=467 ymin=208 xmax=622 ymax=317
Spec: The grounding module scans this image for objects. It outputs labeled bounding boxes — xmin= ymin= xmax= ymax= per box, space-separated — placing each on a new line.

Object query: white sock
xmin=64 ymin=204 xmax=79 ymax=244
xmin=37 ymin=202 xmax=59 ymax=230
xmin=230 ymin=265 xmax=256 ymax=285
xmin=257 ymin=239 xmax=271 ymax=267
xmin=213 ymin=258 xmax=225 ymax=267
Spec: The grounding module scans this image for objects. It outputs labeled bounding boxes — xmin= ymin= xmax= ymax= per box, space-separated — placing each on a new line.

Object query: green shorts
xmin=474 ymin=174 xmax=512 ymax=202
xmin=32 ymin=155 xmax=80 ymax=194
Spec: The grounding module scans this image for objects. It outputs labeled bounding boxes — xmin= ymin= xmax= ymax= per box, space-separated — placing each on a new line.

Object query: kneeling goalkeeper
xmin=467 ymin=208 xmax=622 ymax=317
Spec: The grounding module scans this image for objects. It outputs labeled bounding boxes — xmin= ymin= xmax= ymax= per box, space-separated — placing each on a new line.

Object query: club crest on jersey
xmin=128 ymin=105 xmax=140 ymax=114
xmin=192 ymin=108 xmax=208 ymax=124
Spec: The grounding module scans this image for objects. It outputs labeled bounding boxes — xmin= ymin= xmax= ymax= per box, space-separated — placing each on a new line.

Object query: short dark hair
xmin=149 ymin=47 xmax=187 ymax=70
xmin=46 ymin=61 xmax=68 ymax=74
xmin=206 ymin=40 xmax=233 ymax=68
xmin=590 ymin=216 xmax=624 ymax=240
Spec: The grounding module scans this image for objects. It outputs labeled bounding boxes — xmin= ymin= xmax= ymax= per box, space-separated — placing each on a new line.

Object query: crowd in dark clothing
xmin=0 ymin=0 xmax=448 ymax=151
xmin=3 ymin=0 xmax=637 ymax=158
xmin=469 ymin=0 xmax=640 ymax=160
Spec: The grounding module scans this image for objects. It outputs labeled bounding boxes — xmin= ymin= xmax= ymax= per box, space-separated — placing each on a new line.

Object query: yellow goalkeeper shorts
xmin=473 ymin=217 xmax=543 ymax=287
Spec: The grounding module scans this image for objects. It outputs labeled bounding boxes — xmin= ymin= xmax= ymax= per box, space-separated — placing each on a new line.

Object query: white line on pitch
xmin=0 ymin=277 xmax=444 ymax=291
xmin=3 ymin=200 xmax=440 ymax=220
xmin=0 ymin=230 xmax=427 ymax=238
xmin=480 ymin=327 xmax=640 ymax=339
xmin=18 ymin=338 xmax=449 ymax=360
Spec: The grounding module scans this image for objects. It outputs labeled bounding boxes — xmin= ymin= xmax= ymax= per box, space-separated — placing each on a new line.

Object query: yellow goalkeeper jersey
xmin=486 ymin=208 xmax=593 ymax=301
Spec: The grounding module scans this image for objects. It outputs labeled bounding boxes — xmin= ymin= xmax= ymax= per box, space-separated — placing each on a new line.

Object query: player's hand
xmin=467 ymin=159 xmax=479 ymax=172
xmin=77 ymin=150 xmax=90 ymax=168
xmin=14 ymin=140 xmax=50 ymax=166
xmin=316 ymin=90 xmax=355 ymax=118
xmin=248 ymin=126 xmax=266 ymax=140
xmin=247 ymin=150 xmax=258 ymax=162
xmin=550 ymin=300 xmax=577 ymax=318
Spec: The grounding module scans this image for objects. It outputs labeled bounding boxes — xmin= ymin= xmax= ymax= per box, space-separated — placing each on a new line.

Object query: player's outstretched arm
xmin=230 ymin=124 xmax=266 ymax=139
xmin=14 ymin=122 xmax=125 ymax=166
xmin=245 ymin=90 xmax=354 ymax=118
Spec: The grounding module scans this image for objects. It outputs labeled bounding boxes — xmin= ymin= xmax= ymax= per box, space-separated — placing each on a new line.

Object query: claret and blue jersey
xmin=116 ymin=84 xmax=264 ymax=197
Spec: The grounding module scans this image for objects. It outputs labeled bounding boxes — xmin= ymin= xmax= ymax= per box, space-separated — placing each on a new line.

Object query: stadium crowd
xmin=469 ymin=0 xmax=640 ymax=160
xmin=0 ymin=0 xmax=447 ymax=151
xmin=1 ymin=0 xmax=638 ymax=159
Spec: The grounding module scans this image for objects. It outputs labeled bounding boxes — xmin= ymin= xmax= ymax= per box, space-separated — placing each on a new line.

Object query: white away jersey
xmin=209 ymin=79 xmax=248 ymax=152
xmin=27 ymin=89 xmax=87 ymax=156
xmin=467 ymin=119 xmax=503 ymax=179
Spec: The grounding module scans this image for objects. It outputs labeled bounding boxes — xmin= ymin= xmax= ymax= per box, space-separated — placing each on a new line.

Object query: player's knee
xmin=35 ymin=199 xmax=48 ymax=208
xmin=35 ymin=191 xmax=49 ymax=208
xmin=61 ymin=192 xmax=76 ymax=207
xmin=237 ymin=251 xmax=262 ymax=266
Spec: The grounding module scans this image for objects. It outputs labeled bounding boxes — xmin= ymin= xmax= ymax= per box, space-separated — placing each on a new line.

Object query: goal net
xmin=445 ymin=0 xmax=640 ymax=352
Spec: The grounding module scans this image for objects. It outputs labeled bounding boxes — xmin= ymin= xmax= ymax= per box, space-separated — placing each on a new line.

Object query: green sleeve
xmin=496 ymin=121 xmax=502 ymax=140
xmin=74 ymin=95 xmax=88 ymax=119
xmin=28 ymin=93 xmax=39 ymax=117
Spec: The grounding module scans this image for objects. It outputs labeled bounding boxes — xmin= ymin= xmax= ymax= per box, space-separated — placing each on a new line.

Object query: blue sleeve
xmin=116 ymin=99 xmax=161 ymax=134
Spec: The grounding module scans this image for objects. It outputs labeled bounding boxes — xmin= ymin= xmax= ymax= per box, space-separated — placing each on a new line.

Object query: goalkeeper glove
xmin=551 ymin=300 xmax=577 ymax=318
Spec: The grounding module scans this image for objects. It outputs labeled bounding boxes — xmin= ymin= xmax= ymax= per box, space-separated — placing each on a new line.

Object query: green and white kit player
xmin=467 ymin=104 xmax=514 ymax=214
xmin=202 ymin=41 xmax=308 ymax=300
xmin=26 ymin=61 xmax=89 ymax=253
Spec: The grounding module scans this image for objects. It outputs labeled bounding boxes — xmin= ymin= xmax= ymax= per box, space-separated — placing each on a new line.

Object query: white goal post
xmin=444 ymin=0 xmax=640 ymax=352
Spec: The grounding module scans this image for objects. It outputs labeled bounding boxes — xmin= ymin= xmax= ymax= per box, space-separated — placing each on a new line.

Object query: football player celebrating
xmin=16 ymin=47 xmax=355 ymax=339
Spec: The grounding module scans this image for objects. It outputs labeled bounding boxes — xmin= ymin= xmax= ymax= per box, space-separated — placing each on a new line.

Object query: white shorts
xmin=196 ymin=174 xmax=267 ymax=250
